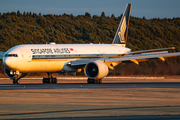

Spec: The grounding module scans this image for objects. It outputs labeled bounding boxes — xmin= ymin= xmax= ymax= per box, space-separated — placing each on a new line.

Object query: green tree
xmin=101 ymin=11 xmax=105 ymax=17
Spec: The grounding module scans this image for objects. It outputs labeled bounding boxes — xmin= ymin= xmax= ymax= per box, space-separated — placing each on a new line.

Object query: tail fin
xmin=112 ymin=3 xmax=131 ymax=47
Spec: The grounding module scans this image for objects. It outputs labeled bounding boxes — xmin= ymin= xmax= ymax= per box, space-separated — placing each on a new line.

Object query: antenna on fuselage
xmin=49 ymin=38 xmax=56 ymax=45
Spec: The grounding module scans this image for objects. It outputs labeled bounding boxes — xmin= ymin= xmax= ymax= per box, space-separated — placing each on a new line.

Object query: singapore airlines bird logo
xmin=118 ymin=16 xmax=126 ymax=43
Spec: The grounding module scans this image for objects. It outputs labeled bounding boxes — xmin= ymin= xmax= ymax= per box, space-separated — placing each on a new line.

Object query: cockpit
xmin=4 ymin=54 xmax=18 ymax=57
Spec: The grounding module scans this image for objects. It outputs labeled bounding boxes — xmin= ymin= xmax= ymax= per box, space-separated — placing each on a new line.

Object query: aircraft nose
xmin=4 ymin=57 xmax=17 ymax=69
xmin=4 ymin=57 xmax=12 ymax=68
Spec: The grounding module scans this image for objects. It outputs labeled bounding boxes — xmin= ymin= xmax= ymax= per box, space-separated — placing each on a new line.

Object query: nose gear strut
xmin=13 ymin=74 xmax=19 ymax=84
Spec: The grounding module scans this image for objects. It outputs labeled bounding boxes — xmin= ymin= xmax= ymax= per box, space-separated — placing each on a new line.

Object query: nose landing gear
xmin=11 ymin=71 xmax=20 ymax=84
xmin=42 ymin=73 xmax=57 ymax=83
xmin=13 ymin=75 xmax=19 ymax=84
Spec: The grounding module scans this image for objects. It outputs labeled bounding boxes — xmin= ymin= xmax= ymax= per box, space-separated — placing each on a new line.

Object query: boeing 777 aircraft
xmin=0 ymin=3 xmax=180 ymax=84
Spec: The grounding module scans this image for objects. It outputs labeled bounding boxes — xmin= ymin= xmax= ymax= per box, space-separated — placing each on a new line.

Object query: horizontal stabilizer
xmin=0 ymin=51 xmax=5 ymax=59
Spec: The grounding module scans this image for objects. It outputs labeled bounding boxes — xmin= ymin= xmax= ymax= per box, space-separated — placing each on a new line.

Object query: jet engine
xmin=4 ymin=68 xmax=27 ymax=80
xmin=84 ymin=61 xmax=109 ymax=80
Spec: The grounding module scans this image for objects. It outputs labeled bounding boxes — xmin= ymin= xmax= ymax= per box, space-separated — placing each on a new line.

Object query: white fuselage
xmin=3 ymin=44 xmax=131 ymax=73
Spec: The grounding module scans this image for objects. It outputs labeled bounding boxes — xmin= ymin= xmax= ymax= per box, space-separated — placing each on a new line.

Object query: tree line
xmin=0 ymin=11 xmax=180 ymax=75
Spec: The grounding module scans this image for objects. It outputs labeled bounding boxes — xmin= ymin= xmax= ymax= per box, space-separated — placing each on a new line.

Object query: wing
xmin=0 ymin=51 xmax=5 ymax=59
xmin=125 ymin=47 xmax=175 ymax=55
xmin=105 ymin=52 xmax=180 ymax=65
xmin=68 ymin=51 xmax=180 ymax=69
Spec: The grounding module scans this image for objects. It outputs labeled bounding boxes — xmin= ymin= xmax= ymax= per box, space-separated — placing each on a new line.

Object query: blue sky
xmin=0 ymin=0 xmax=180 ymax=19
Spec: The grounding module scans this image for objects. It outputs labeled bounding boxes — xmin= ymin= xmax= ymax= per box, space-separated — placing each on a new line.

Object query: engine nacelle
xmin=4 ymin=68 xmax=27 ymax=80
xmin=85 ymin=61 xmax=109 ymax=80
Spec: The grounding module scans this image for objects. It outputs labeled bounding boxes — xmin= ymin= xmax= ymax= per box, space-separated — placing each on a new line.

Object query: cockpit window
xmin=5 ymin=54 xmax=18 ymax=57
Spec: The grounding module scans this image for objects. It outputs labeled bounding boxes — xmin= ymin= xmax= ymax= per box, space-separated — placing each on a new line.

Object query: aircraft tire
xmin=13 ymin=78 xmax=19 ymax=84
xmin=54 ymin=78 xmax=57 ymax=83
xmin=87 ymin=79 xmax=102 ymax=84
xmin=13 ymin=79 xmax=15 ymax=84
xmin=94 ymin=80 xmax=99 ymax=84
xmin=52 ymin=78 xmax=57 ymax=83
xmin=43 ymin=78 xmax=57 ymax=83
xmin=43 ymin=78 xmax=50 ymax=83
xmin=87 ymin=78 xmax=94 ymax=84
xmin=98 ymin=79 xmax=102 ymax=84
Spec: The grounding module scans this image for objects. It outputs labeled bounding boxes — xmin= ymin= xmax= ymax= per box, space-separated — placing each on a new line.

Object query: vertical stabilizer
xmin=112 ymin=3 xmax=131 ymax=47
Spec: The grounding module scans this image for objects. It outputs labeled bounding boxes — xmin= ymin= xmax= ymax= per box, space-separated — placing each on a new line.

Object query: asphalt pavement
xmin=15 ymin=115 xmax=180 ymax=120
xmin=0 ymin=78 xmax=180 ymax=120
xmin=0 ymin=82 xmax=180 ymax=90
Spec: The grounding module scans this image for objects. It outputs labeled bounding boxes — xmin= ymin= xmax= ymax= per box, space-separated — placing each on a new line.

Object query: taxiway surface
xmin=20 ymin=115 xmax=180 ymax=120
xmin=0 ymin=77 xmax=180 ymax=119
xmin=0 ymin=82 xmax=180 ymax=90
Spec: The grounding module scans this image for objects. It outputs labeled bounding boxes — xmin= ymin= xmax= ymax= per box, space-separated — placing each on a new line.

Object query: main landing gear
xmin=87 ymin=78 xmax=102 ymax=84
xmin=43 ymin=73 xmax=57 ymax=83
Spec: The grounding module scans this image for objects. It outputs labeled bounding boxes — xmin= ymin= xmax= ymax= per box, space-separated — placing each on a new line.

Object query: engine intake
xmin=85 ymin=61 xmax=109 ymax=80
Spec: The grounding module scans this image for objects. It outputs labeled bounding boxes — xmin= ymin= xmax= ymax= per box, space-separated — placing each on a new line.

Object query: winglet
xmin=112 ymin=3 xmax=131 ymax=46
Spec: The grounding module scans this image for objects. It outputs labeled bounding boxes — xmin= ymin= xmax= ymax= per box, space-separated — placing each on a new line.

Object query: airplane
xmin=0 ymin=3 xmax=180 ymax=84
